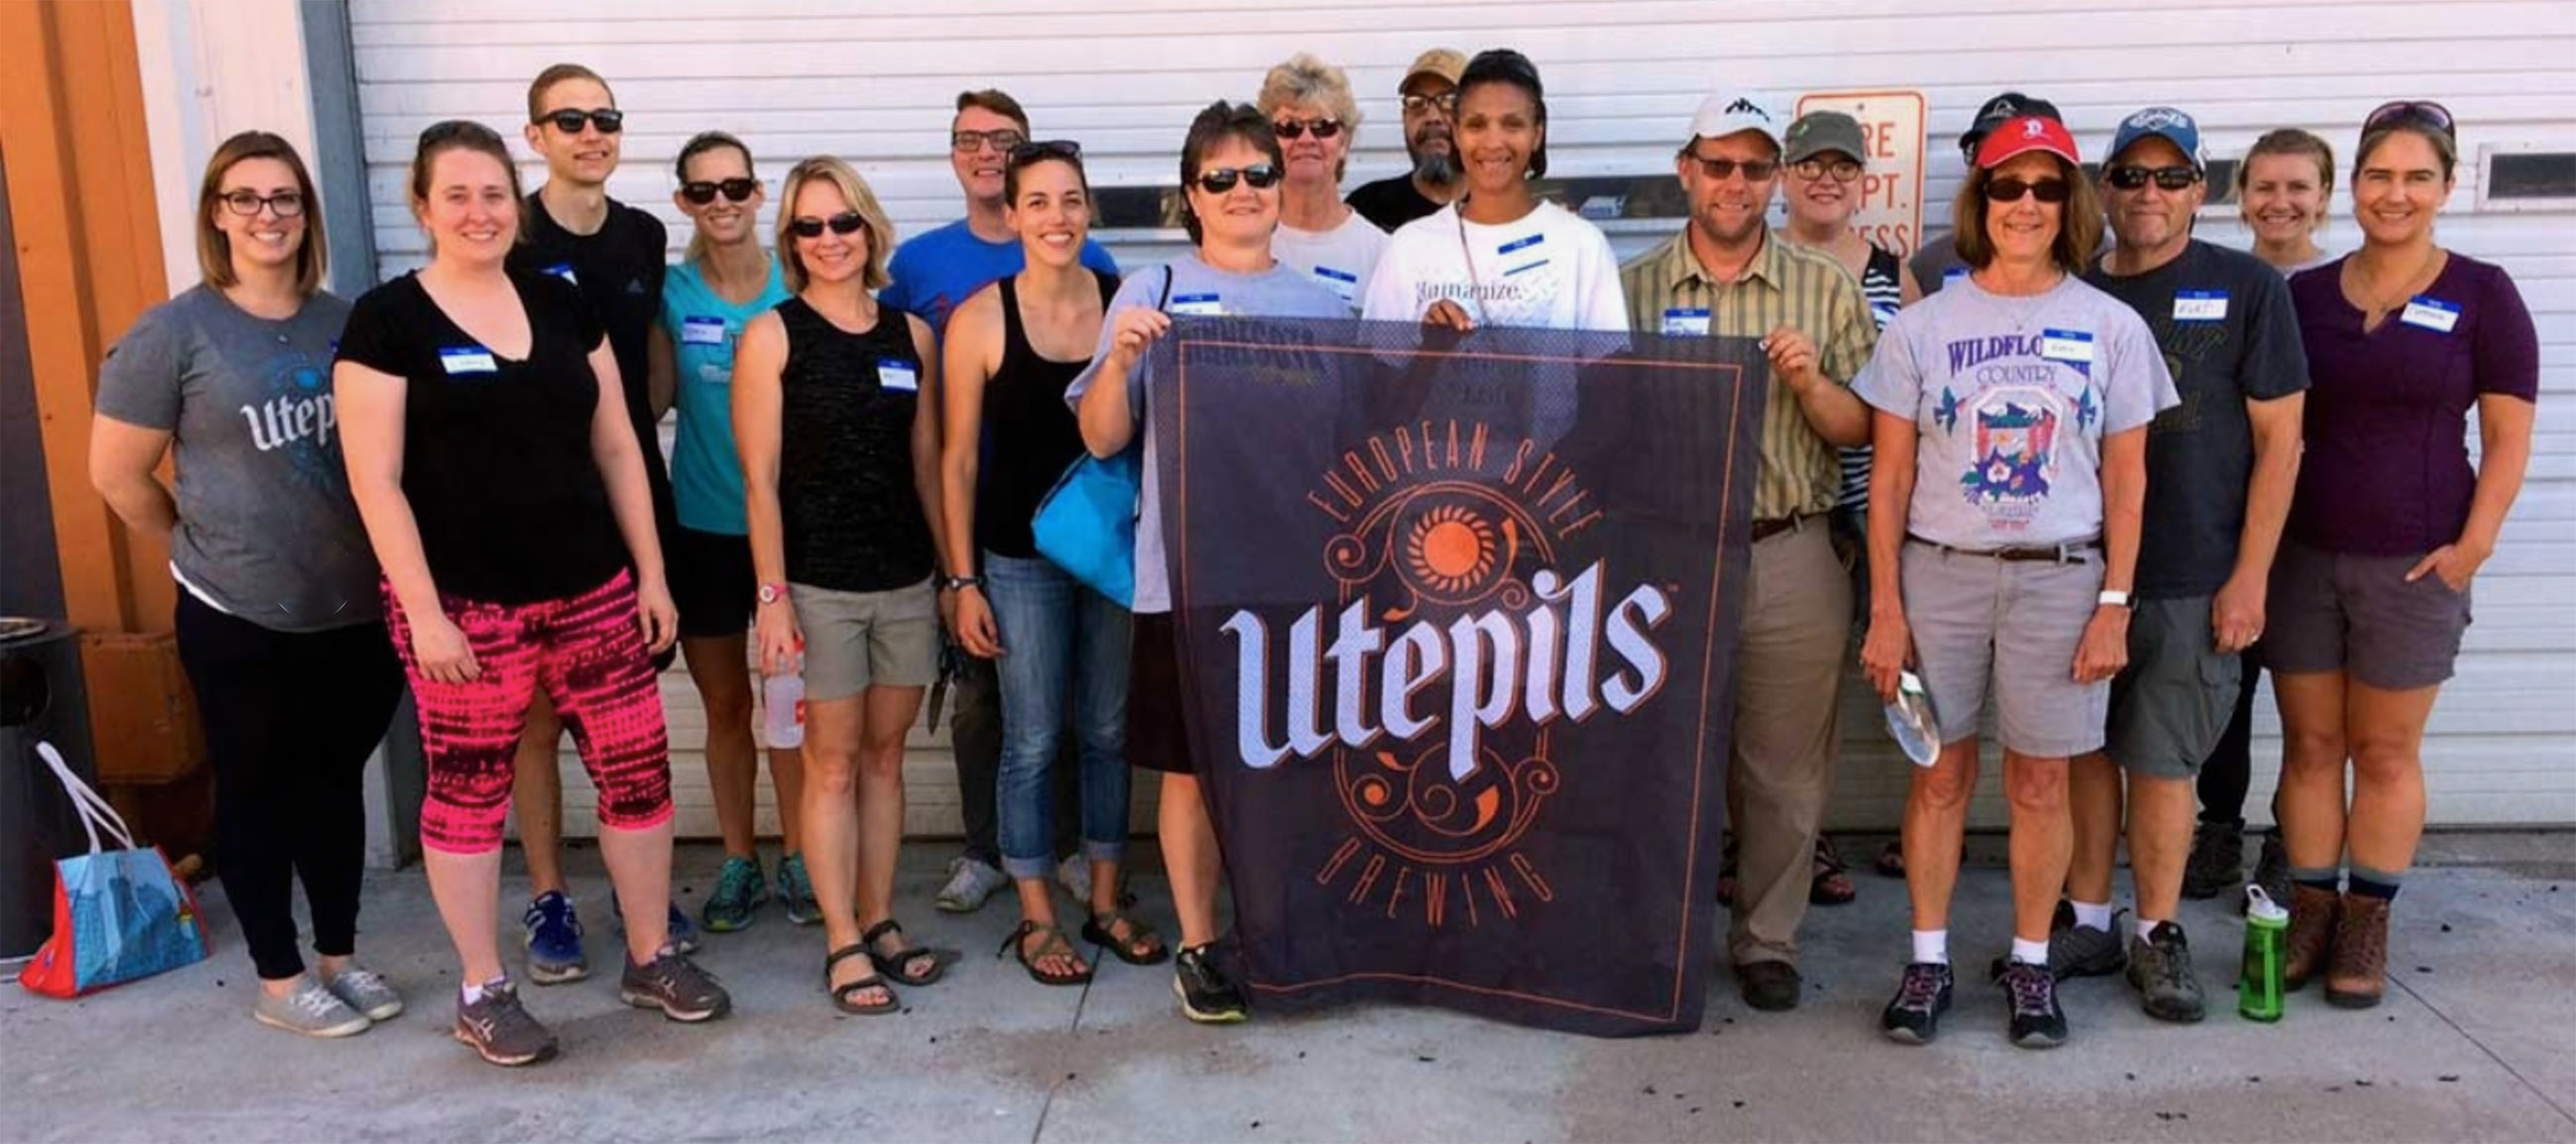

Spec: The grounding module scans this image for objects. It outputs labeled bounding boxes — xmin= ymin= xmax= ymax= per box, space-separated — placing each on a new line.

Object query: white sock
xmin=1911 ymin=929 xmax=1949 ymax=966
xmin=2137 ymin=917 xmax=2166 ymax=943
xmin=2071 ymin=899 xmax=2114 ymax=931
xmin=459 ymin=975 xmax=505 ymax=1005
xmin=2011 ymin=937 xmax=2052 ymax=967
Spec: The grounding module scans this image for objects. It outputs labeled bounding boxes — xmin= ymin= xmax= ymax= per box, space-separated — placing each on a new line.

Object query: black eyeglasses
xmin=787 ymin=212 xmax=867 ymax=240
xmin=1686 ymin=155 xmax=1778 ymax=182
xmin=1788 ymin=157 xmax=1864 ymax=183
xmin=1008 ymin=140 xmax=1084 ymax=166
xmin=1986 ymin=176 xmax=2072 ymax=203
xmin=1401 ymin=93 xmax=1456 ymax=117
xmin=2365 ymin=100 xmax=2455 ymax=138
xmin=1273 ymin=118 xmax=1343 ymax=141
xmin=680 ymin=178 xmax=758 ymax=205
xmin=537 ymin=108 xmax=623 ymax=135
xmin=219 ymin=189 xmax=306 ymax=218
xmin=2105 ymin=164 xmax=2200 ymax=191
xmin=1193 ymin=164 xmax=1281 ymax=193
xmin=952 ymin=129 xmax=1028 ymax=155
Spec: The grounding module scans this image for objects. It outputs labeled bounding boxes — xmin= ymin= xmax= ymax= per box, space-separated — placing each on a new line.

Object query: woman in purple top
xmin=2267 ymin=101 xmax=2538 ymax=1009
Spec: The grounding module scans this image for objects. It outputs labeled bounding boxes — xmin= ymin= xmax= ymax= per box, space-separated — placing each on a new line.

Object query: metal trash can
xmin=0 ymin=618 xmax=97 ymax=960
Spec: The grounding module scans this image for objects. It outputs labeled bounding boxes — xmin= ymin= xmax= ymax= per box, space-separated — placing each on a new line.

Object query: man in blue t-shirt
xmin=883 ymin=89 xmax=1120 ymax=913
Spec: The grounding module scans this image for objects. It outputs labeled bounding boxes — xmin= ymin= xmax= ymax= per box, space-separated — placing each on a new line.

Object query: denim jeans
xmin=985 ymin=551 xmax=1134 ymax=880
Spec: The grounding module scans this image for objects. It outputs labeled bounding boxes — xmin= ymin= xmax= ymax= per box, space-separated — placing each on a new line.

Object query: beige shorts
xmin=790 ymin=577 xmax=939 ymax=701
xmin=1899 ymin=540 xmax=2108 ymax=759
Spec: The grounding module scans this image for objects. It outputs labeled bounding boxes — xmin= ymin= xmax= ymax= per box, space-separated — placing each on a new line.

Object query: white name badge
xmin=1662 ymin=307 xmax=1711 ymax=337
xmin=1168 ymin=293 xmax=1224 ymax=317
xmin=877 ymin=361 xmax=919 ymax=392
xmin=1312 ymin=266 xmax=1358 ymax=301
xmin=543 ymin=262 xmax=579 ymax=286
xmin=681 ymin=317 xmax=726 ymax=345
xmin=439 ymin=348 xmax=498 ymax=374
xmin=2400 ymin=296 xmax=2461 ymax=334
xmin=2173 ymin=290 xmax=2228 ymax=322
xmin=2039 ymin=329 xmax=2096 ymax=364
xmin=1944 ymin=265 xmax=1970 ymax=284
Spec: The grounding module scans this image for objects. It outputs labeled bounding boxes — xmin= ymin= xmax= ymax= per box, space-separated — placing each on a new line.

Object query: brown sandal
xmin=1810 ymin=838 xmax=1858 ymax=906
xmin=2284 ymin=883 xmax=2339 ymax=990
xmin=1082 ymin=910 xmax=1171 ymax=966
xmin=999 ymin=921 xmax=1093 ymax=986
xmin=2325 ymin=893 xmax=2390 ymax=1008
xmin=824 ymin=943 xmax=898 ymax=1014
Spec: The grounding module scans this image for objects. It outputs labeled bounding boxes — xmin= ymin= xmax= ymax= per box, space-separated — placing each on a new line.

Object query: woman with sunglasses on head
xmin=651 ymin=132 xmax=811 ymax=934
xmin=1258 ymin=52 xmax=1389 ymax=313
xmin=90 ymin=132 xmax=405 ymax=1040
xmin=1854 ymin=117 xmax=2176 ymax=1050
xmin=2238 ymin=129 xmax=2339 ymax=275
xmin=1071 ymin=102 xmax=1349 ymax=1024
xmin=2265 ymin=101 xmax=2535 ymax=1009
xmin=735 ymin=156 xmax=950 ymax=1015
xmin=938 ymin=141 xmax=1162 ymax=987
xmin=337 ymin=121 xmax=726 ymax=1067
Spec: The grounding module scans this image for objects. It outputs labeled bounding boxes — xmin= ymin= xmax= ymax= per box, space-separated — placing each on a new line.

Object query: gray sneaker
xmin=453 ymin=982 xmax=557 ymax=1067
xmin=1056 ymin=853 xmax=1094 ymax=905
xmin=322 ymin=965 xmax=403 ymax=1022
xmin=619 ymin=948 xmax=731 ymax=1023
xmin=2127 ymin=921 xmax=2208 ymax=1022
xmin=1989 ymin=901 xmax=2129 ymax=983
xmin=934 ymin=855 xmax=1009 ymax=913
xmin=253 ymin=975 xmax=372 ymax=1038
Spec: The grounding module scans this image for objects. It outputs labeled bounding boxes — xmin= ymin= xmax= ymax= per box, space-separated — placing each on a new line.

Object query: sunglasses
xmin=1686 ymin=155 xmax=1778 ymax=182
xmin=2105 ymin=164 xmax=2200 ymax=191
xmin=2365 ymin=100 xmax=2455 ymax=138
xmin=219 ymin=189 xmax=306 ymax=218
xmin=1273 ymin=118 xmax=1343 ymax=141
xmin=952 ymin=129 xmax=1028 ymax=155
xmin=536 ymin=108 xmax=623 ymax=135
xmin=1401 ymin=93 xmax=1457 ymax=117
xmin=1008 ymin=140 xmax=1083 ymax=166
xmin=1986 ymin=176 xmax=2072 ymax=203
xmin=1789 ymin=157 xmax=1864 ymax=183
xmin=1193 ymin=164 xmax=1282 ymax=193
xmin=787 ymin=212 xmax=867 ymax=240
xmin=680 ymin=178 xmax=758 ymax=205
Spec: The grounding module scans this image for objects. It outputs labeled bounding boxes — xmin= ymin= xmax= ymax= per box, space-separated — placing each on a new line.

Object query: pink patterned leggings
xmin=385 ymin=570 xmax=674 ymax=854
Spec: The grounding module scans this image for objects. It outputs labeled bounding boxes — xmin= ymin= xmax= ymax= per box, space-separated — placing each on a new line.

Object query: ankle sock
xmin=2136 ymin=917 xmax=2166 ymax=943
xmin=2348 ymin=865 xmax=2405 ymax=900
xmin=1911 ymin=929 xmax=1949 ymax=966
xmin=2071 ymin=899 xmax=2114 ymax=931
xmin=459 ymin=975 xmax=507 ymax=1005
xmin=2010 ymin=936 xmax=2052 ymax=967
xmin=2290 ymin=867 xmax=2341 ymax=892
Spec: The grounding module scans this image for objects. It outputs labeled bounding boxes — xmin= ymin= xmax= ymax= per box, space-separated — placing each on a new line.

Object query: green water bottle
xmin=2240 ymin=884 xmax=2289 ymax=1021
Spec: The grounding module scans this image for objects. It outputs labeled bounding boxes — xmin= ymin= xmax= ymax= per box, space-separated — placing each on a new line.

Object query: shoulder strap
xmin=1155 ymin=265 xmax=1175 ymax=312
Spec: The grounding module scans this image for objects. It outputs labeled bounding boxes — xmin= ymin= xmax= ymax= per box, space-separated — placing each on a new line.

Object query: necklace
xmin=2345 ymin=245 xmax=2438 ymax=329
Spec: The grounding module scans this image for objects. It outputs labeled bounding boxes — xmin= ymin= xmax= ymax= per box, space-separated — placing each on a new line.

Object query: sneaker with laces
xmin=1878 ymin=962 xmax=1954 ymax=1045
xmin=1173 ymin=943 xmax=1249 ymax=1024
xmin=701 ymin=855 xmax=771 ymax=933
xmin=776 ymin=853 xmax=820 ymax=925
xmin=1056 ymin=853 xmax=1094 ymax=904
xmin=2181 ymin=819 xmax=2244 ymax=899
xmin=254 ymin=975 xmax=373 ymax=1038
xmin=1999 ymin=962 xmax=2070 ymax=1049
xmin=322 ymin=965 xmax=402 ymax=1021
xmin=934 ymin=855 xmax=1010 ymax=913
xmin=2248 ymin=834 xmax=2292 ymax=914
xmin=522 ymin=891 xmax=588 ymax=985
xmin=619 ymin=947 xmax=732 ymax=1022
xmin=454 ymin=981 xmax=557 ymax=1067
xmin=1989 ymin=900 xmax=2128 ymax=983
xmin=2126 ymin=921 xmax=2207 ymax=1023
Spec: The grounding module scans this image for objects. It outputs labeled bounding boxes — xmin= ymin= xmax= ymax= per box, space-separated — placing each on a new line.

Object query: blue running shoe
xmin=522 ymin=891 xmax=588 ymax=985
xmin=700 ymin=856 xmax=770 ymax=933
xmin=776 ymin=854 xmax=820 ymax=925
xmin=610 ymin=893 xmax=700 ymax=956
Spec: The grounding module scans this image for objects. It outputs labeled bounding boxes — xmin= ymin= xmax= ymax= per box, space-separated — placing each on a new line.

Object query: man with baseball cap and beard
xmin=1911 ymin=92 xmax=2066 ymax=296
xmin=1620 ymin=92 xmax=1878 ymax=1011
xmin=1345 ymin=49 xmax=1466 ymax=230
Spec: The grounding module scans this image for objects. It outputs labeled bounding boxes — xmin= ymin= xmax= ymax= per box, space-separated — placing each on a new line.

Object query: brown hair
xmin=774 ymin=156 xmax=896 ymax=293
xmin=675 ymin=131 xmax=757 ymax=263
xmin=1177 ymin=101 xmax=1283 ymax=246
xmin=1950 ymin=156 xmax=2104 ymax=273
xmin=196 ymin=131 xmax=327 ymax=296
xmin=527 ymin=62 xmax=612 ymax=122
xmin=2356 ymin=123 xmax=2457 ymax=183
xmin=954 ymin=89 xmax=1031 ymax=135
xmin=2235 ymin=128 xmax=2336 ymax=195
xmin=407 ymin=120 xmax=526 ymax=252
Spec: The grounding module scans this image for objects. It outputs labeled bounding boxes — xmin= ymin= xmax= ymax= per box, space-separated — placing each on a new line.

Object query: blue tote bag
xmin=1030 ymin=267 xmax=1172 ymax=608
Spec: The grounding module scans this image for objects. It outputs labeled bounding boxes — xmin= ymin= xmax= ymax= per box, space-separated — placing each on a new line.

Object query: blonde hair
xmin=1257 ymin=53 xmax=1361 ymax=182
xmin=774 ymin=156 xmax=896 ymax=293
xmin=197 ymin=131 xmax=327 ymax=297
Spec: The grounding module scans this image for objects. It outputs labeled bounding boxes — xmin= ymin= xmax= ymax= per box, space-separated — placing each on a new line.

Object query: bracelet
xmin=940 ymin=574 xmax=984 ymax=592
xmin=2096 ymin=589 xmax=2133 ymax=609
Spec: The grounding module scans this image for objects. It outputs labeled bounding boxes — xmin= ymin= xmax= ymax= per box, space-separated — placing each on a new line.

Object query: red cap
xmin=1975 ymin=115 xmax=2081 ymax=169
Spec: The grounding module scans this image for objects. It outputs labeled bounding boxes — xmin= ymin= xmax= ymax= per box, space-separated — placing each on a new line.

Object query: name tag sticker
xmin=681 ymin=317 xmax=726 ymax=345
xmin=1944 ymin=265 xmax=1970 ymax=284
xmin=543 ymin=262 xmax=579 ymax=286
xmin=439 ymin=348 xmax=498 ymax=374
xmin=2400 ymin=296 xmax=2461 ymax=334
xmin=2173 ymin=290 xmax=2228 ymax=322
xmin=877 ymin=361 xmax=919 ymax=392
xmin=1497 ymin=233 xmax=1545 ymax=257
xmin=1503 ymin=258 xmax=1552 ymax=278
xmin=1312 ymin=266 xmax=1358 ymax=301
xmin=1168 ymin=293 xmax=1224 ymax=317
xmin=2039 ymin=329 xmax=2096 ymax=364
xmin=1662 ymin=307 xmax=1712 ymax=337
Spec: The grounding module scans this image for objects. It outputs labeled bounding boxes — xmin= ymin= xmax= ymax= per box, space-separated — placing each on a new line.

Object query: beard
xmin=1412 ymin=148 xmax=1458 ymax=185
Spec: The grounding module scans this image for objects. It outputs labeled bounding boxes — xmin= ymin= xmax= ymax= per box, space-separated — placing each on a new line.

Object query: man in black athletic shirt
xmin=1343 ymin=49 xmax=1465 ymax=231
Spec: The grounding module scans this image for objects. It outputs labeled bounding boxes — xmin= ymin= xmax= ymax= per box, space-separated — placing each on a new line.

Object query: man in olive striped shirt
xmin=1620 ymin=91 xmax=1879 ymax=1013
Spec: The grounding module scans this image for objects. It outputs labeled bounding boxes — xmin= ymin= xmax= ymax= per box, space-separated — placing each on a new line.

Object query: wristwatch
xmin=2097 ymin=589 xmax=2133 ymax=609
xmin=757 ymin=581 xmax=789 ymax=606
xmin=940 ymin=574 xmax=985 ymax=593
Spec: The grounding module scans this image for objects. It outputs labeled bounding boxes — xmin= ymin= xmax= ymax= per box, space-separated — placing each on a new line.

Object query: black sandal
xmin=1081 ymin=910 xmax=1170 ymax=966
xmin=824 ymin=943 xmax=898 ymax=1014
xmin=862 ymin=919 xmax=948 ymax=987
xmin=999 ymin=921 xmax=1093 ymax=986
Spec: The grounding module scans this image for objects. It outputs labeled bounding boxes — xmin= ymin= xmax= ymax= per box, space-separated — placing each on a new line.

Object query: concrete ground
xmin=4 ymin=834 xmax=2571 ymax=1143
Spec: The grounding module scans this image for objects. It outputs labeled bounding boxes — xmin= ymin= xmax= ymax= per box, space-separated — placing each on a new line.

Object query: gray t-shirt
xmin=1854 ymin=272 xmax=2179 ymax=549
xmin=94 ymin=285 xmax=378 ymax=629
xmin=2086 ymin=241 xmax=2309 ymax=598
xmin=1063 ymin=255 xmax=1349 ymax=613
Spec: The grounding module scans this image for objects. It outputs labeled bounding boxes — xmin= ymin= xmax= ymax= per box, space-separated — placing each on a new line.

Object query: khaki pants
xmin=1728 ymin=521 xmax=1852 ymax=968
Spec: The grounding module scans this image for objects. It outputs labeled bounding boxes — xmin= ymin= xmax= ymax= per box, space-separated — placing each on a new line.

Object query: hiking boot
xmin=322 ymin=964 xmax=403 ymax=1022
xmin=2248 ymin=835 xmax=2293 ymax=914
xmin=2181 ymin=820 xmax=2244 ymax=899
xmin=2126 ymin=921 xmax=2207 ymax=1023
xmin=2325 ymin=893 xmax=2390 ymax=1009
xmin=1173 ymin=943 xmax=1248 ymax=1024
xmin=777 ymin=853 xmax=820 ymax=925
xmin=935 ymin=855 xmax=1010 ymax=913
xmin=1989 ymin=901 xmax=2127 ymax=983
xmin=701 ymin=855 xmax=771 ymax=933
xmin=522 ymin=891 xmax=588 ymax=985
xmin=453 ymin=981 xmax=557 ymax=1067
xmin=1737 ymin=960 xmax=1802 ymax=1012
xmin=2285 ymin=883 xmax=2339 ymax=990
xmin=1998 ymin=962 xmax=2069 ymax=1049
xmin=1878 ymin=961 xmax=1954 ymax=1045
xmin=254 ymin=975 xmax=373 ymax=1038
xmin=620 ymin=947 xmax=732 ymax=1022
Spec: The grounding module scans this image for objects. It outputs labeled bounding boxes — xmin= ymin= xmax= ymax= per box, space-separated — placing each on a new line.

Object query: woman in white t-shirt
xmin=1358 ymin=49 xmax=1626 ymax=332
xmin=1259 ymin=52 xmax=1388 ymax=313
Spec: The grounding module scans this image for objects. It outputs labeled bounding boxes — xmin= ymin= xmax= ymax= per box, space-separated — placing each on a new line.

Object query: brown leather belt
xmin=1751 ymin=513 xmax=1814 ymax=543
xmin=1907 ymin=534 xmax=2100 ymax=564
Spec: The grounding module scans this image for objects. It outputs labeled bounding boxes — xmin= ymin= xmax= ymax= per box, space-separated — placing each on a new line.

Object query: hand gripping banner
xmin=1154 ymin=318 xmax=1766 ymax=1035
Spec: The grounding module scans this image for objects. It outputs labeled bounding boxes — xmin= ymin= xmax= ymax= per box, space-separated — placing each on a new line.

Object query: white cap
xmin=1689 ymin=92 xmax=1784 ymax=147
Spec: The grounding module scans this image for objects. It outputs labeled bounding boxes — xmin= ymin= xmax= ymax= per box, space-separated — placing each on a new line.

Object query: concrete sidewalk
xmin=4 ymin=835 xmax=2571 ymax=1143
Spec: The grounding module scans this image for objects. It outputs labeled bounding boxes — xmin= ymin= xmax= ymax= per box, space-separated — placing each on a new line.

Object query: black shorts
xmin=1127 ymin=611 xmax=1196 ymax=775
xmin=669 ymin=526 xmax=756 ymax=642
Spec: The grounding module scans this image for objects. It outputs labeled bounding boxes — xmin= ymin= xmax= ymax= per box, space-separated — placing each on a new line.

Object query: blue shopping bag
xmin=18 ymin=743 xmax=208 ymax=998
xmin=1030 ymin=447 xmax=1140 ymax=608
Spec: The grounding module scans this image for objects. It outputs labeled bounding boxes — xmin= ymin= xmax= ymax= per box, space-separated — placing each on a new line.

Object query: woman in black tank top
xmin=937 ymin=144 xmax=1165 ymax=984
xmin=735 ymin=156 xmax=950 ymax=1013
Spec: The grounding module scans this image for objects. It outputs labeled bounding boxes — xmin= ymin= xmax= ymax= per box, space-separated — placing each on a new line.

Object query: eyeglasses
xmin=1008 ymin=140 xmax=1084 ymax=166
xmin=2105 ymin=164 xmax=2200 ymax=191
xmin=787 ymin=212 xmax=867 ymax=240
xmin=1272 ymin=118 xmax=1343 ymax=141
xmin=536 ymin=108 xmax=623 ymax=135
xmin=1192 ymin=164 xmax=1281 ymax=193
xmin=679 ymin=178 xmax=758 ymax=205
xmin=1685 ymin=155 xmax=1778 ymax=182
xmin=1788 ymin=157 xmax=1864 ymax=183
xmin=1985 ymin=176 xmax=2072 ymax=203
xmin=952 ymin=129 xmax=1028 ymax=155
xmin=1401 ymin=93 xmax=1456 ymax=117
xmin=2364 ymin=100 xmax=2455 ymax=139
xmin=219 ymin=189 xmax=306 ymax=218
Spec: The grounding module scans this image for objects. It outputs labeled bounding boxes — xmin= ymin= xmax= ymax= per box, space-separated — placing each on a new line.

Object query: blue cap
xmin=2110 ymin=106 xmax=2205 ymax=171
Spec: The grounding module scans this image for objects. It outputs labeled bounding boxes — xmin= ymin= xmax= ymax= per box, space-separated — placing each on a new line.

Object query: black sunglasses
xmin=2365 ymin=100 xmax=2455 ymax=138
xmin=1686 ymin=155 xmax=1778 ymax=182
xmin=680 ymin=178 xmax=758 ymax=205
xmin=952 ymin=129 xmax=1028 ymax=155
xmin=537 ymin=108 xmax=623 ymax=135
xmin=1009 ymin=140 xmax=1084 ymax=166
xmin=1193 ymin=164 xmax=1281 ymax=193
xmin=787 ymin=211 xmax=867 ymax=240
xmin=1986 ymin=176 xmax=2072 ymax=203
xmin=2105 ymin=164 xmax=2200 ymax=191
xmin=1273 ymin=118 xmax=1343 ymax=141
xmin=219 ymin=189 xmax=306 ymax=218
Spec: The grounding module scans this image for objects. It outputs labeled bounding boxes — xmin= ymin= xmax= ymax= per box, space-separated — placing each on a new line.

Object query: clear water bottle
xmin=2240 ymin=884 xmax=2288 ymax=1021
xmin=763 ymin=644 xmax=805 ymax=750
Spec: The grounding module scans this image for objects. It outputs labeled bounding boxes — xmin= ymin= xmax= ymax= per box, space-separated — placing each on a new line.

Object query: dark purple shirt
xmin=2287 ymin=254 xmax=2537 ymax=556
